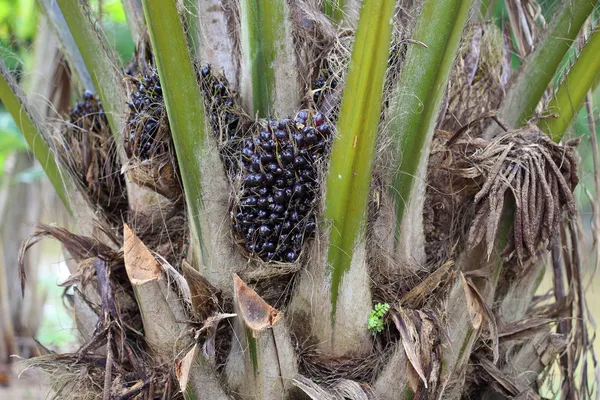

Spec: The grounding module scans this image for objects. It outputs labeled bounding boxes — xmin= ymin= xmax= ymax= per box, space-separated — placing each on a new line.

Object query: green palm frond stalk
xmin=489 ymin=0 xmax=597 ymax=133
xmin=539 ymin=28 xmax=600 ymax=142
xmin=141 ymin=0 xmax=214 ymax=268
xmin=0 ymin=63 xmax=72 ymax=212
xmin=57 ymin=0 xmax=128 ymax=150
xmin=239 ymin=0 xmax=299 ymax=117
xmin=388 ymin=0 xmax=473 ymax=242
xmin=323 ymin=0 xmax=395 ymax=321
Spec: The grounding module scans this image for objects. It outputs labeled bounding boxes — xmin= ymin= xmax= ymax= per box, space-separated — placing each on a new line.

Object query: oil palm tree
xmin=1 ymin=0 xmax=599 ymax=398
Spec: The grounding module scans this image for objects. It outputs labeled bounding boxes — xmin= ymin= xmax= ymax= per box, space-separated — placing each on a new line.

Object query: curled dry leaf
xmin=18 ymin=224 xmax=117 ymax=295
xmin=233 ymin=274 xmax=280 ymax=332
xmin=199 ymin=312 xmax=237 ymax=366
xmin=460 ymin=272 xmax=499 ymax=363
xmin=390 ymin=307 xmax=441 ymax=391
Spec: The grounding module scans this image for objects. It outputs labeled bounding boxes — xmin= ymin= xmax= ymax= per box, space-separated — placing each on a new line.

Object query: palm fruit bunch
xmin=198 ymin=64 xmax=246 ymax=176
xmin=233 ymin=111 xmax=332 ymax=263
xmin=312 ymin=72 xmax=338 ymax=106
xmin=67 ymin=90 xmax=108 ymax=133
xmin=125 ymin=69 xmax=167 ymax=160
xmin=63 ymin=90 xmax=127 ymax=222
xmin=199 ymin=65 xmax=242 ymax=143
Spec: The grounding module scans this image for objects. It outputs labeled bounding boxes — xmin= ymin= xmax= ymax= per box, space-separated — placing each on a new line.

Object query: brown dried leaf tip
xmin=123 ymin=223 xmax=162 ymax=285
xmin=460 ymin=272 xmax=499 ymax=363
xmin=462 ymin=127 xmax=578 ymax=260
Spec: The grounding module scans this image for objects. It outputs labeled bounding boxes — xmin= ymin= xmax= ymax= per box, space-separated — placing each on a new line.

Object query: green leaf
xmin=491 ymin=0 xmax=597 ymax=131
xmin=324 ymin=0 xmax=344 ymax=21
xmin=539 ymin=28 xmax=600 ymax=142
xmin=141 ymin=0 xmax=211 ymax=266
xmin=0 ymin=62 xmax=72 ymax=212
xmin=368 ymin=303 xmax=390 ymax=335
xmin=388 ymin=0 xmax=472 ymax=240
xmin=323 ymin=0 xmax=396 ymax=321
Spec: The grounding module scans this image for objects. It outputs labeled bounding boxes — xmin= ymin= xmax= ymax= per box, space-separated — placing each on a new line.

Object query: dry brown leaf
xmin=477 ymin=356 xmax=521 ymax=395
xmin=460 ymin=272 xmax=499 ymax=363
xmin=200 ymin=312 xmax=236 ymax=366
xmin=182 ymin=260 xmax=220 ymax=321
xmin=123 ymin=223 xmax=161 ymax=285
xmin=461 ymin=272 xmax=484 ymax=330
xmin=390 ymin=308 xmax=441 ymax=390
xmin=175 ymin=345 xmax=196 ymax=392
xmin=400 ymin=259 xmax=454 ymax=309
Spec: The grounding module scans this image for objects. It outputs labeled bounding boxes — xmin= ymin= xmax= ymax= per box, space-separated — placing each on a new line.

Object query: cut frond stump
xmin=226 ymin=274 xmax=298 ymax=400
xmin=123 ymin=224 xmax=191 ymax=359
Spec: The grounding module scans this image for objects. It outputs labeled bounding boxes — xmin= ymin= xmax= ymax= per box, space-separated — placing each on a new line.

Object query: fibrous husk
xmin=312 ymin=30 xmax=406 ymax=125
xmin=441 ymin=22 xmax=511 ymax=136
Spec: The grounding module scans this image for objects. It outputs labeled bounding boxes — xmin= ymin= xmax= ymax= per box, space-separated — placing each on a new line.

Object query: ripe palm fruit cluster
xmin=125 ymin=69 xmax=167 ymax=160
xmin=233 ymin=111 xmax=332 ymax=262
xmin=63 ymin=90 xmax=127 ymax=223
xmin=199 ymin=65 xmax=241 ymax=144
xmin=67 ymin=90 xmax=107 ymax=133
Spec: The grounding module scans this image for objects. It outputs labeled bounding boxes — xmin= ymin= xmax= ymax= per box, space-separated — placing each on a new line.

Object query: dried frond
xmin=465 ymin=127 xmax=578 ymax=260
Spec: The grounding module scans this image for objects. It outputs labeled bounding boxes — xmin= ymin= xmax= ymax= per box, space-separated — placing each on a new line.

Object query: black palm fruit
xmin=67 ymin=90 xmax=107 ymax=135
xmin=125 ymin=69 xmax=167 ymax=160
xmin=233 ymin=111 xmax=332 ymax=263
xmin=198 ymin=65 xmax=246 ymax=174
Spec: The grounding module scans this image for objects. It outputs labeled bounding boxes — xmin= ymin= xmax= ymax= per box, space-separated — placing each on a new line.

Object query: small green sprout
xmin=368 ymin=302 xmax=390 ymax=335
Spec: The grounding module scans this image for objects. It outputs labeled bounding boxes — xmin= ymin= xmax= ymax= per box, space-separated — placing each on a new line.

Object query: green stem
xmin=323 ymin=0 xmax=396 ymax=320
xmin=57 ymin=0 xmax=128 ymax=153
xmin=324 ymin=0 xmax=344 ymax=21
xmin=141 ymin=0 xmax=211 ymax=266
xmin=388 ymin=0 xmax=473 ymax=240
xmin=538 ymin=28 xmax=600 ymax=143
xmin=240 ymin=0 xmax=298 ymax=117
xmin=0 ymin=63 xmax=72 ymax=213
xmin=37 ymin=0 xmax=95 ymax=91
xmin=492 ymin=0 xmax=597 ymax=131
xmin=182 ymin=0 xmax=201 ymax=61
